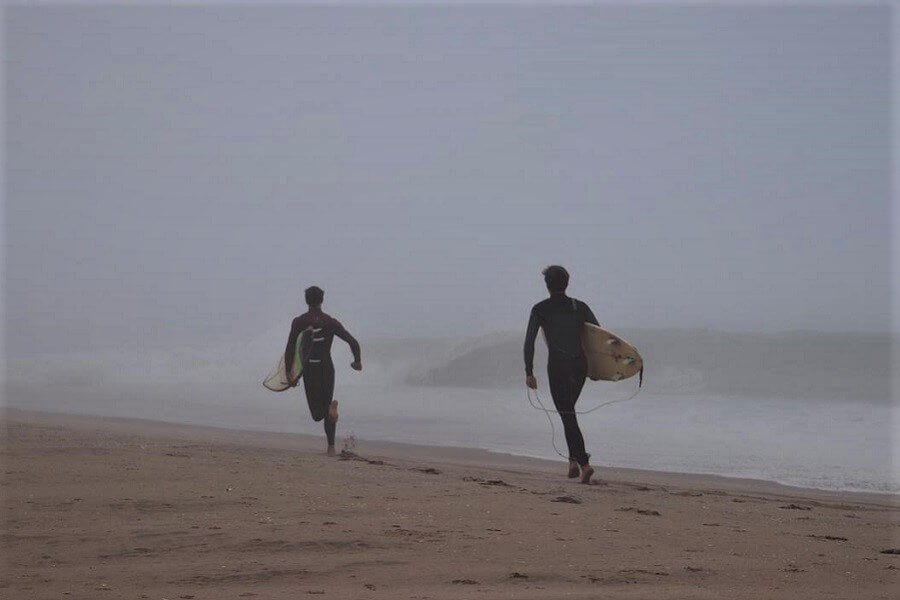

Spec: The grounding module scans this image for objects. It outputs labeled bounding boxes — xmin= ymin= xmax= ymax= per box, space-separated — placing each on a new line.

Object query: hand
xmin=287 ymin=375 xmax=298 ymax=388
xmin=351 ymin=361 xmax=362 ymax=371
xmin=525 ymin=375 xmax=537 ymax=389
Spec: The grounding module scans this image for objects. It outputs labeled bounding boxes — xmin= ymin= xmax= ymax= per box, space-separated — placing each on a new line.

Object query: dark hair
xmin=305 ymin=286 xmax=324 ymax=307
xmin=542 ymin=265 xmax=569 ymax=293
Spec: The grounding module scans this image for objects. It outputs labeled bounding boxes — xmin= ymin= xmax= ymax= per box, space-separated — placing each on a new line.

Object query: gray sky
xmin=4 ymin=4 xmax=894 ymax=357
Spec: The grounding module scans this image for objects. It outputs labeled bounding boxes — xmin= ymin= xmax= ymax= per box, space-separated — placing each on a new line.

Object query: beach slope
xmin=2 ymin=409 xmax=897 ymax=599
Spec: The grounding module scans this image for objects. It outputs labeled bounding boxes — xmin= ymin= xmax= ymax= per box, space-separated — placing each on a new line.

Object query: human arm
xmin=582 ymin=302 xmax=599 ymax=326
xmin=284 ymin=318 xmax=301 ymax=386
xmin=523 ymin=307 xmax=540 ymax=382
xmin=333 ymin=319 xmax=362 ymax=370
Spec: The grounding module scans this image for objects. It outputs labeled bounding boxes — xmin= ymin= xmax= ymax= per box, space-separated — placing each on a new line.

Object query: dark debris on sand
xmin=617 ymin=507 xmax=661 ymax=516
xmin=411 ymin=467 xmax=442 ymax=475
xmin=463 ymin=476 xmax=512 ymax=487
xmin=551 ymin=495 xmax=582 ymax=504
xmin=338 ymin=450 xmax=385 ymax=466
xmin=779 ymin=504 xmax=812 ymax=511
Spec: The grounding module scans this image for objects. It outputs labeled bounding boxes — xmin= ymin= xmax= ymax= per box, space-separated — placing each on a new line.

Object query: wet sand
xmin=2 ymin=408 xmax=897 ymax=599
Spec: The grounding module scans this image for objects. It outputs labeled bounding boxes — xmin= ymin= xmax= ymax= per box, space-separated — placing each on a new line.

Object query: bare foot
xmin=580 ymin=464 xmax=594 ymax=484
xmin=328 ymin=401 xmax=339 ymax=422
xmin=568 ymin=461 xmax=580 ymax=479
xmin=326 ymin=445 xmax=336 ymax=457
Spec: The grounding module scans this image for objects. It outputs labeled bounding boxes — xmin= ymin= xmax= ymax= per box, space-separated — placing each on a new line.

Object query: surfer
xmin=285 ymin=286 xmax=362 ymax=456
xmin=524 ymin=265 xmax=599 ymax=483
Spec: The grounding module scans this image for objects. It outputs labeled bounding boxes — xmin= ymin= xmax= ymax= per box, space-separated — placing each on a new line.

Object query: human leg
xmin=321 ymin=362 xmax=337 ymax=448
xmin=303 ymin=363 xmax=337 ymax=451
xmin=547 ymin=358 xmax=590 ymax=467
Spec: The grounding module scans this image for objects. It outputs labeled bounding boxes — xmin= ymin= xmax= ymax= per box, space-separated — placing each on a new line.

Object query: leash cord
xmin=526 ymin=378 xmax=642 ymax=416
xmin=526 ymin=378 xmax=642 ymax=460
xmin=528 ymin=386 xmax=569 ymax=460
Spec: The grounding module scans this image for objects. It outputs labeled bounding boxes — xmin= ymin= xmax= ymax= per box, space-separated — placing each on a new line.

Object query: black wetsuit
xmin=524 ymin=294 xmax=599 ymax=466
xmin=285 ymin=310 xmax=361 ymax=446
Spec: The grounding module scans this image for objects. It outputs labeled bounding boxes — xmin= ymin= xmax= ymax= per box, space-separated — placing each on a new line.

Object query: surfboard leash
xmin=526 ymin=378 xmax=642 ymax=416
xmin=528 ymin=386 xmax=570 ymax=460
xmin=526 ymin=379 xmax=643 ymax=461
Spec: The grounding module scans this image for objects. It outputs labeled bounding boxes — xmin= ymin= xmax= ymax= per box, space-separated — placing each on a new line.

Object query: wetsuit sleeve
xmin=523 ymin=307 xmax=541 ymax=376
xmin=284 ymin=317 xmax=301 ymax=376
xmin=333 ymin=319 xmax=362 ymax=363
xmin=582 ymin=302 xmax=599 ymax=326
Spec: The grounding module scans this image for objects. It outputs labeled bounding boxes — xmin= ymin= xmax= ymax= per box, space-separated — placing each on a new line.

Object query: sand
xmin=2 ymin=408 xmax=897 ymax=599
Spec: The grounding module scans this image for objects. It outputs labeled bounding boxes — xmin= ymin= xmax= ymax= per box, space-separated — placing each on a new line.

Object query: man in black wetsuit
xmin=524 ymin=266 xmax=599 ymax=484
xmin=285 ymin=286 xmax=362 ymax=456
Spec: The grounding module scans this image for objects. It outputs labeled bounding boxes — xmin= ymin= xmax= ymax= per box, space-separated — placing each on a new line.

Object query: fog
xmin=5 ymin=4 xmax=894 ymax=355
xmin=2 ymin=5 xmax=897 ymax=488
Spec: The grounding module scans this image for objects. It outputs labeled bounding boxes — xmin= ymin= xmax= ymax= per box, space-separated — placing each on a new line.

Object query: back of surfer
xmin=524 ymin=266 xmax=599 ymax=483
xmin=285 ymin=286 xmax=362 ymax=456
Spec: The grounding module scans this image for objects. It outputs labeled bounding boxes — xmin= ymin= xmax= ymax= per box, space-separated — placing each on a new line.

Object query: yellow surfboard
xmin=582 ymin=323 xmax=643 ymax=385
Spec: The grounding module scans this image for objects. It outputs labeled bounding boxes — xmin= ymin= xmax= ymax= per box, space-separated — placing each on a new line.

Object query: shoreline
xmin=3 ymin=406 xmax=896 ymax=507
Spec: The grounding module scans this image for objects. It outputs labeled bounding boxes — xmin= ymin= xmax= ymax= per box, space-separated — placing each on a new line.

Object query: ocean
xmin=6 ymin=379 xmax=896 ymax=495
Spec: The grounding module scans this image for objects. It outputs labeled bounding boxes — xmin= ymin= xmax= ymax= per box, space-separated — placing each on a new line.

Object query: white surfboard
xmin=582 ymin=323 xmax=643 ymax=385
xmin=262 ymin=328 xmax=310 ymax=392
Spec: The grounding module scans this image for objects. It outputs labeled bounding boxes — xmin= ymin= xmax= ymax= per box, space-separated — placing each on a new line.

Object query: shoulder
xmin=292 ymin=312 xmax=316 ymax=329
xmin=532 ymin=298 xmax=551 ymax=311
xmin=530 ymin=299 xmax=550 ymax=318
xmin=324 ymin=314 xmax=344 ymax=329
xmin=573 ymin=298 xmax=593 ymax=312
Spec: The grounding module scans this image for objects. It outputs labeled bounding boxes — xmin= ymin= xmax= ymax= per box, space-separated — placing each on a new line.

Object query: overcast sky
xmin=4 ymin=4 xmax=894 ymax=357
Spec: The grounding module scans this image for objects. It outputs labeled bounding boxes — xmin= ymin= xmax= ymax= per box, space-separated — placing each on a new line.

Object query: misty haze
xmin=4 ymin=3 xmax=897 ymax=496
xmin=5 ymin=5 xmax=900 ymax=599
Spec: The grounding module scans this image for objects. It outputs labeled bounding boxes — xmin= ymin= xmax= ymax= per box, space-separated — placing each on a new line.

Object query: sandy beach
xmin=2 ymin=408 xmax=897 ymax=600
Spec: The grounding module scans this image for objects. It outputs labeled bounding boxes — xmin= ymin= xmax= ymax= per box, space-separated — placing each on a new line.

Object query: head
xmin=304 ymin=285 xmax=324 ymax=308
xmin=542 ymin=265 xmax=569 ymax=295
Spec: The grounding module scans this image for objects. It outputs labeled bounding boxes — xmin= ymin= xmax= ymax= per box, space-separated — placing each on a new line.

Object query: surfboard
xmin=262 ymin=327 xmax=311 ymax=392
xmin=582 ymin=323 xmax=643 ymax=385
